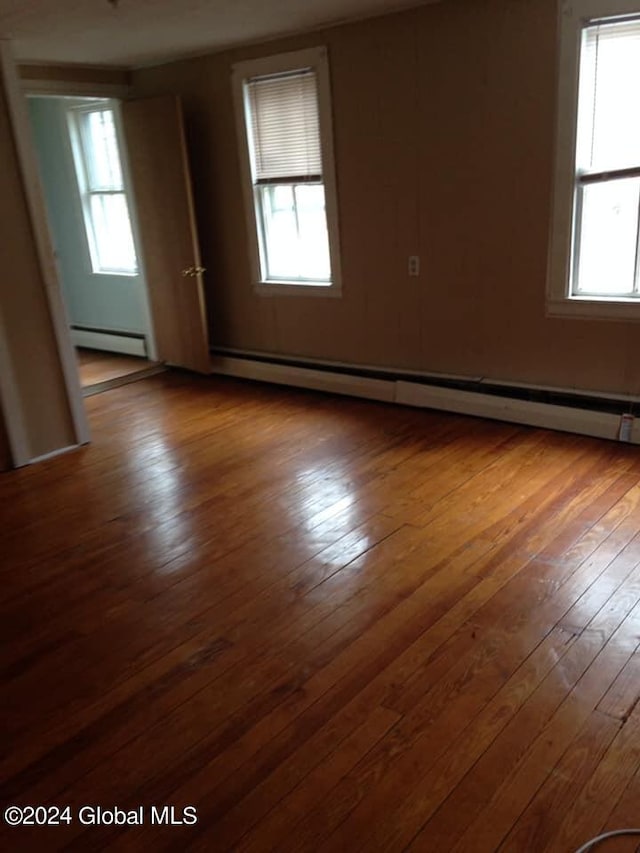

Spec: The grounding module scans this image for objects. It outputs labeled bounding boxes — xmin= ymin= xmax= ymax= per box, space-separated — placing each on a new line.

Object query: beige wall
xmin=131 ymin=0 xmax=640 ymax=397
xmin=0 ymin=54 xmax=77 ymax=463
xmin=19 ymin=63 xmax=130 ymax=87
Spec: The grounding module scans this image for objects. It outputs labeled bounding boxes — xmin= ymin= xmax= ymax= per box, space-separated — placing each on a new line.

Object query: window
xmin=548 ymin=1 xmax=640 ymax=319
xmin=233 ymin=48 xmax=341 ymax=294
xmin=68 ymin=104 xmax=138 ymax=275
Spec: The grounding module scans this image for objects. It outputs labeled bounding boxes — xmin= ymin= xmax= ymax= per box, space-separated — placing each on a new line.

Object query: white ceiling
xmin=0 ymin=0 xmax=439 ymax=68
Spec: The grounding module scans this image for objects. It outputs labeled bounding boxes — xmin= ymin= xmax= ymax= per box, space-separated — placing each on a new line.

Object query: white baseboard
xmin=211 ymin=354 xmax=640 ymax=445
xmin=211 ymin=355 xmax=394 ymax=402
xmin=395 ymin=380 xmax=629 ymax=442
xmin=26 ymin=442 xmax=84 ymax=466
xmin=71 ymin=329 xmax=146 ymax=357
xmin=213 ymin=345 xmax=478 ymax=385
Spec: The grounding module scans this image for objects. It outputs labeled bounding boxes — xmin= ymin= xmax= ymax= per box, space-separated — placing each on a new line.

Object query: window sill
xmin=547 ymin=296 xmax=640 ymax=321
xmin=91 ymin=270 xmax=139 ymax=278
xmin=254 ymin=281 xmax=341 ymax=298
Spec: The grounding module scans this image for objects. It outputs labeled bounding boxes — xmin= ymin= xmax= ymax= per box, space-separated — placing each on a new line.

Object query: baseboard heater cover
xmin=211 ymin=355 xmax=394 ymax=403
xmin=395 ymin=380 xmax=631 ymax=442
xmin=210 ymin=354 xmax=640 ymax=445
xmin=71 ymin=328 xmax=147 ymax=358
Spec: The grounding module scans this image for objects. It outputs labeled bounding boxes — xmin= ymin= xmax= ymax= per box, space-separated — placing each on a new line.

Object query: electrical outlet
xmin=408 ymin=255 xmax=420 ymax=277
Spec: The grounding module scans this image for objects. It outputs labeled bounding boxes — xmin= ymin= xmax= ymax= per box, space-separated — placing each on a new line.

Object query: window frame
xmin=548 ymin=0 xmax=640 ymax=320
xmin=232 ymin=47 xmax=342 ymax=297
xmin=67 ymin=100 xmax=139 ymax=277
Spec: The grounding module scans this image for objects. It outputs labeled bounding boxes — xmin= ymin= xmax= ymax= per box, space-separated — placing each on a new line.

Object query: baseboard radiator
xmin=210 ymin=351 xmax=640 ymax=445
xmin=71 ymin=327 xmax=147 ymax=358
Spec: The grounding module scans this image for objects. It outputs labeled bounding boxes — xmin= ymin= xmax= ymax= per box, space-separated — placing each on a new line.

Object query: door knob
xmin=181 ymin=266 xmax=206 ymax=277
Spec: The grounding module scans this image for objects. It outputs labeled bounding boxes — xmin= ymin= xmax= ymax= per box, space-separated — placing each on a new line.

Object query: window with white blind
xmin=233 ymin=48 xmax=341 ymax=293
xmin=68 ymin=103 xmax=138 ymax=276
xmin=548 ymin=1 xmax=640 ymax=319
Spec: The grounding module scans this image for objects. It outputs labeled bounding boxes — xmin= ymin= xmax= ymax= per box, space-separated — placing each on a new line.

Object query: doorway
xmin=27 ymin=94 xmax=160 ymax=394
xmin=0 ymin=45 xmax=212 ymax=468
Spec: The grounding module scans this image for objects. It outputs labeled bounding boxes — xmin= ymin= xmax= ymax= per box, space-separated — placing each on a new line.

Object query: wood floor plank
xmin=234 ymin=707 xmax=401 ymax=853
xmin=75 ymin=347 xmax=156 ymax=388
xmin=2 ymin=373 xmax=640 ymax=852
xmin=1 ymin=428 xmax=575 ymax=753
xmin=390 ymin=548 xmax=633 ymax=850
xmin=597 ymin=651 xmax=640 ymax=722
xmin=360 ymin=625 xmax=579 ymax=852
xmin=315 ymin=592 xmax=631 ymax=852
xmin=602 ymin=766 xmax=640 ymax=852
xmin=499 ymin=709 xmax=621 ymax=852
xmin=451 ymin=600 xmax=640 ymax=851
xmin=547 ymin=708 xmax=640 ymax=852
xmin=252 ymin=492 xmax=636 ymax=852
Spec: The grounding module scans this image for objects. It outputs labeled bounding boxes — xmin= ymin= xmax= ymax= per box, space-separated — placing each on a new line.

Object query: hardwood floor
xmin=75 ymin=347 xmax=158 ymax=390
xmin=1 ymin=371 xmax=640 ymax=852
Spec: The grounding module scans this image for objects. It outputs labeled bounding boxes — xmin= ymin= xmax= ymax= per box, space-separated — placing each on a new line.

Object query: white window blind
xmin=577 ymin=18 xmax=640 ymax=174
xmin=246 ymin=70 xmax=322 ymax=183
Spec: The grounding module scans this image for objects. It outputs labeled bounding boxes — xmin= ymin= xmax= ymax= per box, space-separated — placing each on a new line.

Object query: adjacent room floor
xmin=75 ymin=346 xmax=158 ymax=392
xmin=1 ymin=372 xmax=640 ymax=851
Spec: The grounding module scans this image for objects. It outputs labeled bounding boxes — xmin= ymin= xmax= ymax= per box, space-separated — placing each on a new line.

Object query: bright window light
xmin=69 ymin=106 xmax=138 ymax=275
xmin=258 ymin=183 xmax=331 ymax=281
xmin=573 ymin=19 xmax=640 ymax=297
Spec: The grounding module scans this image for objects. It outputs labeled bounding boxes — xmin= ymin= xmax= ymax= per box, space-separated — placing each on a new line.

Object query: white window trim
xmin=67 ymin=100 xmax=139 ymax=277
xmin=547 ymin=0 xmax=640 ymax=320
xmin=232 ymin=47 xmax=342 ymax=297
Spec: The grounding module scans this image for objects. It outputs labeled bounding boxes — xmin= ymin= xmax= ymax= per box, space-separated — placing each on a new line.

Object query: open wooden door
xmin=121 ymin=95 xmax=210 ymax=374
